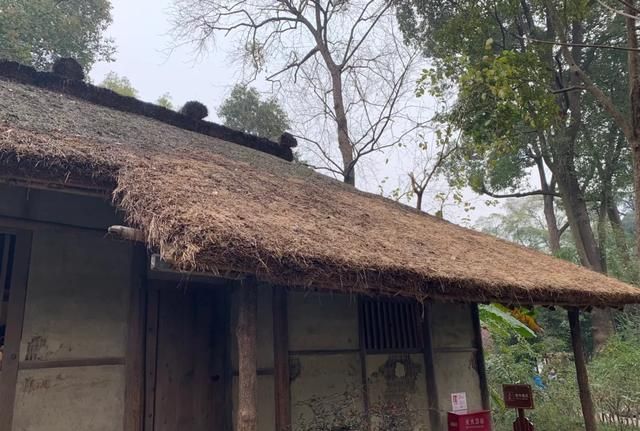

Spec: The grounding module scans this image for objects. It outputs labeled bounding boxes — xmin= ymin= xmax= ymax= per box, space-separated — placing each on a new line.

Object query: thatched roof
xmin=0 ymin=61 xmax=639 ymax=308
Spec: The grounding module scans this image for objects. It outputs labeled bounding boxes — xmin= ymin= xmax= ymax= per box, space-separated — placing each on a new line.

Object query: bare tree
xmin=170 ymin=0 xmax=422 ymax=186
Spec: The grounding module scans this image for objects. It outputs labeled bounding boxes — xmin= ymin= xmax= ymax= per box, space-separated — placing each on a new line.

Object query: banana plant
xmin=479 ymin=304 xmax=541 ymax=339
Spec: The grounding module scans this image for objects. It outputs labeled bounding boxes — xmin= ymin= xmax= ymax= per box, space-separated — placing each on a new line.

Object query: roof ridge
xmin=0 ymin=60 xmax=294 ymax=162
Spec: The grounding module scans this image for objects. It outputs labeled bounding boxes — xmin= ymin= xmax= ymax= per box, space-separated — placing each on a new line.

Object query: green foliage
xmin=156 ymin=93 xmax=174 ymax=110
xmin=590 ymin=334 xmax=640 ymax=420
xmin=486 ymin=319 xmax=581 ymax=431
xmin=479 ymin=304 xmax=537 ymax=339
xmin=476 ymin=197 xmax=578 ymax=259
xmin=401 ymin=0 xmax=634 ymax=232
xmin=100 ymin=72 xmax=138 ymax=98
xmin=457 ymin=49 xmax=557 ymax=135
xmin=486 ymin=310 xmax=640 ymax=431
xmin=0 ymin=0 xmax=115 ymax=70
xmin=218 ymin=84 xmax=289 ymax=140
xmin=418 ymin=45 xmax=558 ymax=194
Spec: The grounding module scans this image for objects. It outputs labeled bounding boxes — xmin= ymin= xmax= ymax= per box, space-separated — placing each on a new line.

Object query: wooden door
xmin=146 ymin=283 xmax=231 ymax=431
xmin=0 ymin=229 xmax=32 ymax=431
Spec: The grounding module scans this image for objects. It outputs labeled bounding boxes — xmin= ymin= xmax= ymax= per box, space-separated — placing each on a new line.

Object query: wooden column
xmin=422 ymin=302 xmax=441 ymax=431
xmin=124 ymin=245 xmax=147 ymax=431
xmin=143 ymin=287 xmax=159 ymax=431
xmin=273 ymin=287 xmax=291 ymax=431
xmin=236 ymin=277 xmax=258 ymax=431
xmin=0 ymin=230 xmax=31 ymax=431
xmin=568 ymin=308 xmax=598 ymax=431
xmin=471 ymin=304 xmax=491 ymax=410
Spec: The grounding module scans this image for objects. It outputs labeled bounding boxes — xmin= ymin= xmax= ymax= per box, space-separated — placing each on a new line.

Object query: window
xmin=0 ymin=233 xmax=16 ymax=371
xmin=360 ymin=298 xmax=424 ymax=352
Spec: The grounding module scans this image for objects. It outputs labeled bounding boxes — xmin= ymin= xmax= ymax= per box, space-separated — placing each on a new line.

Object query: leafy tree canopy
xmin=0 ymin=0 xmax=115 ymax=70
xmin=476 ymin=196 xmax=577 ymax=259
xmin=401 ymin=0 xmax=630 ymax=197
xmin=218 ymin=84 xmax=289 ymax=140
xmin=100 ymin=72 xmax=138 ymax=98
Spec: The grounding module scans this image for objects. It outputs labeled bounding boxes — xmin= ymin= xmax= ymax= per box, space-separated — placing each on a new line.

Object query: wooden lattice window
xmin=0 ymin=233 xmax=17 ymax=371
xmin=360 ymin=299 xmax=424 ymax=353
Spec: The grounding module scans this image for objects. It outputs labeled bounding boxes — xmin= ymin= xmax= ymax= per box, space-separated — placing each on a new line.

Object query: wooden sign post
xmin=503 ymin=384 xmax=535 ymax=431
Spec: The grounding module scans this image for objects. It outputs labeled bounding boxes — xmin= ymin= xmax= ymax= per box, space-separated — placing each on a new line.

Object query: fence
xmin=601 ymin=412 xmax=640 ymax=428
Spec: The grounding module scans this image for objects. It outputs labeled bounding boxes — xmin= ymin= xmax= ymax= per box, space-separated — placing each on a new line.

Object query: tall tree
xmin=219 ymin=85 xmax=289 ymax=140
xmin=0 ymin=0 xmax=115 ymax=70
xmin=170 ymin=0 xmax=422 ymax=186
xmin=541 ymin=0 xmax=640 ymax=261
xmin=398 ymin=0 xmax=633 ymax=349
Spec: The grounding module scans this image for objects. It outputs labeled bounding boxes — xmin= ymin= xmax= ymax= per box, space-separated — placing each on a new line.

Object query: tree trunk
xmin=416 ymin=190 xmax=424 ymax=212
xmin=555 ymin=171 xmax=601 ymax=270
xmin=543 ymin=194 xmax=562 ymax=254
xmin=597 ymin=201 xmax=609 ymax=275
xmin=236 ymin=279 xmax=258 ymax=431
xmin=608 ymin=202 xmax=640 ymax=282
xmin=625 ymin=2 xmax=640 ymax=261
xmin=633 ymin=139 xmax=640 ymax=261
xmin=554 ymin=167 xmax=614 ymax=351
xmin=568 ymin=309 xmax=598 ymax=431
xmin=329 ymin=70 xmax=355 ymax=185
xmin=536 ymin=157 xmax=561 ymax=254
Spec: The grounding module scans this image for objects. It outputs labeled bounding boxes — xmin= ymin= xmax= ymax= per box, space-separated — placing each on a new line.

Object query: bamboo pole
xmin=236 ymin=277 xmax=258 ymax=431
xmin=568 ymin=308 xmax=598 ymax=431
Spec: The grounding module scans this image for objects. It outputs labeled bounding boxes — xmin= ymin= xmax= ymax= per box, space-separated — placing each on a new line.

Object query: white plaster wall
xmin=288 ymin=291 xmax=359 ymax=351
xmin=366 ymin=353 xmax=429 ymax=431
xmin=19 ymin=229 xmax=132 ymax=361
xmin=11 ymin=365 xmax=125 ymax=431
xmin=0 ymin=187 xmax=133 ymax=431
xmin=431 ymin=302 xmax=484 ymax=427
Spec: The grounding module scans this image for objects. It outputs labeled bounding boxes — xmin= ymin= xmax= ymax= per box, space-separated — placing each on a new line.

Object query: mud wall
xmin=0 ymin=185 xmax=132 ymax=431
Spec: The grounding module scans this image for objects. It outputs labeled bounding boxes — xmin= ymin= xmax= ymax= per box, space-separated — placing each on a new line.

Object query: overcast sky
xmin=89 ymin=0 xmax=500 ymax=225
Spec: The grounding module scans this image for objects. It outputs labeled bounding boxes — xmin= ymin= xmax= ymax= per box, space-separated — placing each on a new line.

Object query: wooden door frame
xmin=124 ymin=244 xmax=148 ymax=431
xmin=0 ymin=228 xmax=32 ymax=431
xmin=142 ymin=279 xmax=232 ymax=431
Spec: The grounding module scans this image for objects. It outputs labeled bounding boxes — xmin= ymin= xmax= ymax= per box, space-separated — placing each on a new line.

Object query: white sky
xmin=89 ymin=0 xmax=501 ymax=225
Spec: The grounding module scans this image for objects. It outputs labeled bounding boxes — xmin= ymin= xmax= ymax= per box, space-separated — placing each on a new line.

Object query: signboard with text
xmin=502 ymin=384 xmax=534 ymax=409
xmin=447 ymin=410 xmax=492 ymax=431
xmin=451 ymin=392 xmax=468 ymax=412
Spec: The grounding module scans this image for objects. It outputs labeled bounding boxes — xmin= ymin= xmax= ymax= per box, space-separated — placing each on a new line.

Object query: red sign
xmin=448 ymin=410 xmax=492 ymax=431
xmin=503 ymin=384 xmax=534 ymax=409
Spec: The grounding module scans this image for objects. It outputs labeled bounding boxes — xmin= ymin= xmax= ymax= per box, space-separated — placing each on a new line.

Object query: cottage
xmin=0 ymin=60 xmax=638 ymax=431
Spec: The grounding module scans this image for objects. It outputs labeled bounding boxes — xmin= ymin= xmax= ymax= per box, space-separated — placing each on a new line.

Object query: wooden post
xmin=124 ymin=244 xmax=147 ymax=431
xmin=568 ymin=308 xmax=598 ymax=431
xmin=0 ymin=230 xmax=32 ymax=431
xmin=236 ymin=277 xmax=258 ymax=431
xmin=471 ymin=304 xmax=490 ymax=410
xmin=273 ymin=287 xmax=291 ymax=431
xmin=422 ymin=302 xmax=441 ymax=431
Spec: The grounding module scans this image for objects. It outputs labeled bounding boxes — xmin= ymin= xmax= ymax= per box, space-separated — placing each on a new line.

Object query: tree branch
xmin=518 ymin=35 xmax=640 ymax=52
xmin=551 ymin=86 xmax=585 ymax=94
xmin=480 ymin=184 xmax=561 ymax=198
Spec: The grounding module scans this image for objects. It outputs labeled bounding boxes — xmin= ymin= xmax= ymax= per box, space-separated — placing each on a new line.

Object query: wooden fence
xmin=601 ymin=412 xmax=640 ymax=428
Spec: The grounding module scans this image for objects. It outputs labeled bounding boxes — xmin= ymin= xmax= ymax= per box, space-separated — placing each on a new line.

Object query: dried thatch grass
xmin=0 ymin=72 xmax=639 ymax=308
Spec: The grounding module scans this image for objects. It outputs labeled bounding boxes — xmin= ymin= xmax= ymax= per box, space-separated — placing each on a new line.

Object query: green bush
xmin=486 ymin=312 xmax=640 ymax=431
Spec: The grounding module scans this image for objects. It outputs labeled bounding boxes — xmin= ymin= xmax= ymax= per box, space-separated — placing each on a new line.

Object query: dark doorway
xmin=0 ymin=229 xmax=32 ymax=431
xmin=145 ymin=282 xmax=231 ymax=431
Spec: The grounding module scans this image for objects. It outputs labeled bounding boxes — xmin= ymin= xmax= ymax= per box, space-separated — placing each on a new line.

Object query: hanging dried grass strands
xmin=0 ymin=60 xmax=639 ymax=310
